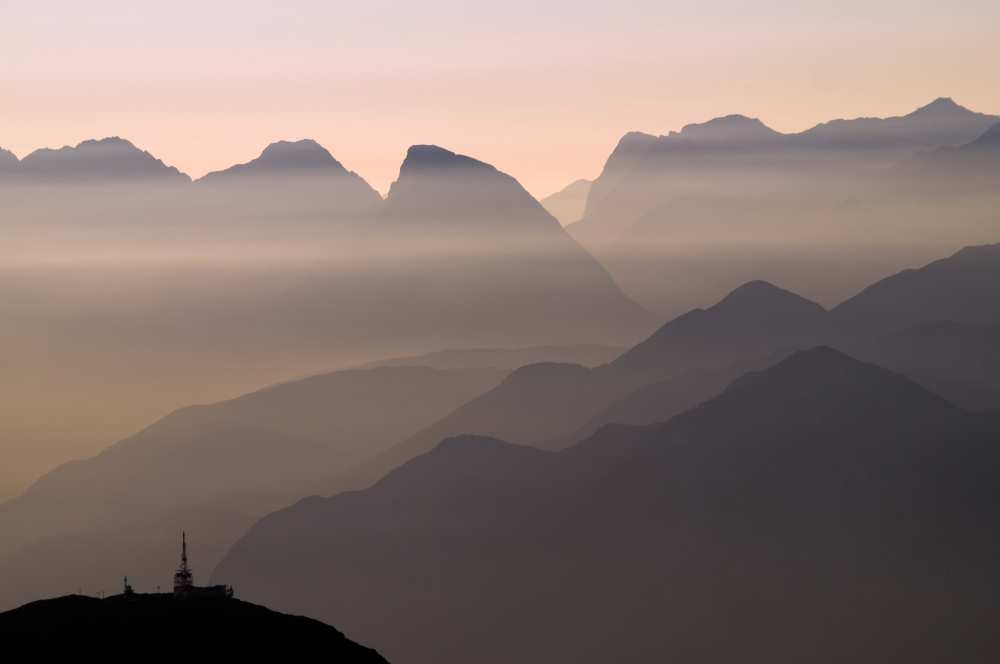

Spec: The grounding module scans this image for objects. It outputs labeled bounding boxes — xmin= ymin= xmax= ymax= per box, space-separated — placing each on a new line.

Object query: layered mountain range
xmin=540 ymin=178 xmax=592 ymax=225
xmin=0 ymin=137 xmax=651 ymax=498
xmin=568 ymin=97 xmax=1000 ymax=315
xmin=0 ymin=365 xmax=505 ymax=609
xmin=345 ymin=244 xmax=1000 ymax=488
xmin=3 ymin=100 xmax=1000 ymax=658
xmin=215 ymin=347 xmax=1000 ymax=663
xmin=1 ymin=136 xmax=651 ymax=343
xmin=2 ymin=242 xmax=998 ymax=616
xmin=4 ymin=136 xmax=190 ymax=183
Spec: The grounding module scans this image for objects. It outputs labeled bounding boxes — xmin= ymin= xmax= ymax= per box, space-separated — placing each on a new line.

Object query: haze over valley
xmin=3 ymin=2 xmax=1000 ymax=659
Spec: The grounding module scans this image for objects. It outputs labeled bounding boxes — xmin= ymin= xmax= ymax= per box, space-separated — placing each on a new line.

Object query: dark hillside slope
xmin=217 ymin=348 xmax=1000 ymax=664
xmin=0 ymin=593 xmax=388 ymax=658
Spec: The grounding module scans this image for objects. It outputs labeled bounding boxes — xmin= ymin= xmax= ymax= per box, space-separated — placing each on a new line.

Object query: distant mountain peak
xmin=18 ymin=137 xmax=190 ymax=182
xmin=670 ymin=114 xmax=783 ymax=145
xmin=724 ymin=345 xmax=948 ymax=406
xmin=547 ymin=178 xmax=591 ymax=197
xmin=200 ymin=139 xmax=349 ymax=180
xmin=910 ymin=97 xmax=967 ymax=116
xmin=406 ymin=144 xmax=453 ymax=159
xmin=385 ymin=144 xmax=534 ymax=215
xmin=434 ymin=434 xmax=519 ymax=454
xmin=620 ymin=131 xmax=659 ymax=144
xmin=256 ymin=139 xmax=344 ymax=169
xmin=949 ymin=242 xmax=1000 ymax=263
xmin=607 ymin=279 xmax=827 ymax=381
xmin=0 ymin=146 xmax=17 ymax=169
xmin=29 ymin=136 xmax=129 ymax=155
xmin=679 ymin=114 xmax=773 ymax=132
xmin=75 ymin=136 xmax=131 ymax=150
xmin=398 ymin=144 xmax=496 ymax=175
xmin=716 ymin=280 xmax=827 ymax=313
xmin=504 ymin=361 xmax=591 ymax=382
xmin=965 ymin=122 xmax=1000 ymax=149
xmin=541 ymin=179 xmax=593 ymax=225
xmin=727 ymin=345 xmax=858 ymax=388
xmin=764 ymin=344 xmax=854 ymax=369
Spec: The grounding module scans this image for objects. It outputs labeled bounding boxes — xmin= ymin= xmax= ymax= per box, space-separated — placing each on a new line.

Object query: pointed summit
xmin=714 ymin=280 xmax=826 ymax=313
xmin=254 ymin=139 xmax=345 ymax=170
xmin=798 ymin=97 xmax=999 ymax=148
xmin=199 ymin=139 xmax=351 ymax=180
xmin=391 ymin=145 xmax=510 ymax=185
xmin=909 ymin=96 xmax=967 ymax=117
xmin=377 ymin=144 xmax=652 ymax=341
xmin=383 ymin=144 xmax=558 ymax=229
xmin=195 ymin=139 xmax=382 ymax=212
xmin=610 ymin=280 xmax=828 ymax=380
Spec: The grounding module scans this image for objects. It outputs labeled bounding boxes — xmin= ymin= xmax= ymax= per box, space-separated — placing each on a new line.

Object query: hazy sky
xmin=3 ymin=1 xmax=999 ymax=196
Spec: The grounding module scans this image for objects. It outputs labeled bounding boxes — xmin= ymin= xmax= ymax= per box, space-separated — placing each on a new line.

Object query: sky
xmin=3 ymin=0 xmax=1000 ymax=197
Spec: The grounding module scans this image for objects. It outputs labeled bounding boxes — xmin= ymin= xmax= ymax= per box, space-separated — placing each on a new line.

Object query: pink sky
xmin=3 ymin=1 xmax=999 ymax=197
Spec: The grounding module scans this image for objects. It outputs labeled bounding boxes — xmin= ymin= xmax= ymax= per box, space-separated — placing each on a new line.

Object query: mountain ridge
xmin=0 ymin=593 xmax=390 ymax=657
xmin=13 ymin=136 xmax=190 ymax=183
xmin=199 ymin=139 xmax=355 ymax=180
xmin=216 ymin=345 xmax=1000 ymax=664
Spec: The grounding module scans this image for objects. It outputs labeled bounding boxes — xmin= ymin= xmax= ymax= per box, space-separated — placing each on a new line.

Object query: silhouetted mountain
xmin=0 ymin=365 xmax=503 ymax=611
xmin=367 ymin=144 xmax=652 ymax=341
xmin=914 ymin=121 xmax=1000 ymax=184
xmin=13 ymin=137 xmax=190 ymax=183
xmin=348 ymin=363 xmax=609 ymax=487
xmin=667 ymin=114 xmax=784 ymax=147
xmin=540 ymin=178 xmax=591 ymax=225
xmin=610 ymin=280 xmax=829 ymax=380
xmin=0 ymin=147 xmax=17 ymax=172
xmin=561 ymin=361 xmax=754 ymax=445
xmin=581 ymin=99 xmax=997 ymax=234
xmin=195 ymin=139 xmax=382 ymax=221
xmin=0 ymin=594 xmax=388 ymax=657
xmin=349 ymin=281 xmax=826 ymax=486
xmin=216 ymin=347 xmax=1000 ymax=663
xmin=832 ymin=243 xmax=1000 ymax=335
xmin=201 ymin=139 xmax=355 ymax=178
xmin=346 ymin=245 xmax=1000 ymax=493
xmin=3 ymin=139 xmax=653 ymax=498
xmin=382 ymin=144 xmax=565 ymax=230
xmin=844 ymin=320 xmax=1000 ymax=411
xmin=965 ymin=121 xmax=1000 ymax=149
xmin=360 ymin=344 xmax=622 ymax=370
xmin=571 ymin=99 xmax=1000 ymax=317
xmin=799 ymin=97 xmax=1000 ymax=149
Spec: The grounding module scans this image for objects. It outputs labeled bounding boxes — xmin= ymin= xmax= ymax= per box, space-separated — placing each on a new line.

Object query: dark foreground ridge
xmin=0 ymin=593 xmax=389 ymax=657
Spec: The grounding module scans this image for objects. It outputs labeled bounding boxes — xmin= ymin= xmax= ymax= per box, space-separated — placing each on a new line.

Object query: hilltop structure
xmin=172 ymin=532 xmax=233 ymax=599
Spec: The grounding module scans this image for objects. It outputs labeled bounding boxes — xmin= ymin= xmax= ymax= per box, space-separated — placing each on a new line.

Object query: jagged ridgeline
xmin=568 ymin=97 xmax=1000 ymax=317
xmin=1 ymin=136 xmax=650 ymax=348
xmin=0 ymin=136 xmax=651 ymax=503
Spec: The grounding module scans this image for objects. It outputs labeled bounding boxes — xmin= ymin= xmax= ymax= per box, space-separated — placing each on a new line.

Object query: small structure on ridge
xmin=173 ymin=531 xmax=233 ymax=599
